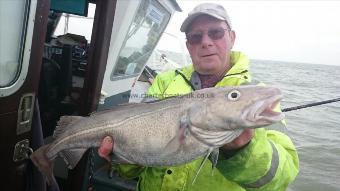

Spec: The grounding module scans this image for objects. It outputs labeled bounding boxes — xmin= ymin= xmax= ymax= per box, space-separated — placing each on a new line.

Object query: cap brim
xmin=180 ymin=11 xmax=226 ymax=32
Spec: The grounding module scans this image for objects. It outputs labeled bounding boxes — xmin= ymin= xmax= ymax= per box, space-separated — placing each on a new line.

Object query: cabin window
xmin=53 ymin=3 xmax=96 ymax=42
xmin=146 ymin=32 xmax=191 ymax=73
xmin=0 ymin=0 xmax=30 ymax=87
xmin=111 ymin=0 xmax=171 ymax=79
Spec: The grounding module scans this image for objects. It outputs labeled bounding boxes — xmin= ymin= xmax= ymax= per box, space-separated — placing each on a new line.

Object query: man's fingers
xmin=232 ymin=129 xmax=254 ymax=146
xmin=223 ymin=129 xmax=255 ymax=150
xmin=98 ymin=136 xmax=114 ymax=161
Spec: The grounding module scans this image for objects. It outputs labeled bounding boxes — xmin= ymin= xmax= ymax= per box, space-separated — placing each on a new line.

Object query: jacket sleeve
xmin=147 ymin=70 xmax=178 ymax=98
xmin=147 ymin=75 xmax=164 ymax=98
xmin=112 ymin=163 xmax=145 ymax=179
xmin=217 ymin=127 xmax=299 ymax=191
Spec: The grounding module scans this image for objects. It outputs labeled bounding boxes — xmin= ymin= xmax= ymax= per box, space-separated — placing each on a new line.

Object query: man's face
xmin=186 ymin=15 xmax=235 ymax=76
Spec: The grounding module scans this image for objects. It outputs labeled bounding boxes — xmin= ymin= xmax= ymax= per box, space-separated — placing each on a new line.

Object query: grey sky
xmin=163 ymin=0 xmax=340 ymax=66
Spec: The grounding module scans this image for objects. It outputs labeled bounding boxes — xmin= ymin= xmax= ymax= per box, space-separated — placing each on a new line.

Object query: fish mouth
xmin=247 ymin=94 xmax=285 ymax=125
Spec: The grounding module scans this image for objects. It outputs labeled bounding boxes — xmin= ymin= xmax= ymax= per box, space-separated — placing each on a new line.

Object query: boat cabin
xmin=0 ymin=0 xmax=181 ymax=190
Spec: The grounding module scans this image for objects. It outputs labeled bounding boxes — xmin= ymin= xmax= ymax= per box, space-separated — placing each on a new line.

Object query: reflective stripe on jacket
xmin=117 ymin=51 xmax=299 ymax=191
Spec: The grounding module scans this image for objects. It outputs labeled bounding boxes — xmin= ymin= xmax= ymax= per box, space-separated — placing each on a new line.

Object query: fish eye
xmin=227 ymin=90 xmax=241 ymax=101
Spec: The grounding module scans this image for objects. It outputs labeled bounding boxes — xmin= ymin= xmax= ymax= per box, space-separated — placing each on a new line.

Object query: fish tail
xmin=48 ymin=176 xmax=61 ymax=191
xmin=30 ymin=144 xmax=56 ymax=185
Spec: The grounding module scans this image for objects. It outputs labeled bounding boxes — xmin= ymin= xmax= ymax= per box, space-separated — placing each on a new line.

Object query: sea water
xmin=251 ymin=60 xmax=340 ymax=191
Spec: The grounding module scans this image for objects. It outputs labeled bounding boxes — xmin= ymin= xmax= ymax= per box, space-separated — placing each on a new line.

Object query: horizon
xmin=156 ymin=48 xmax=340 ymax=67
xmin=161 ymin=0 xmax=340 ymax=66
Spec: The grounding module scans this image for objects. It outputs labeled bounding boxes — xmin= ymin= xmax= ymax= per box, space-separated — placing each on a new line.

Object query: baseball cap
xmin=180 ymin=3 xmax=232 ymax=32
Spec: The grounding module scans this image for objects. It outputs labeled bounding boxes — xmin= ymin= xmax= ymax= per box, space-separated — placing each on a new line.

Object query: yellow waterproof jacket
xmin=116 ymin=51 xmax=299 ymax=191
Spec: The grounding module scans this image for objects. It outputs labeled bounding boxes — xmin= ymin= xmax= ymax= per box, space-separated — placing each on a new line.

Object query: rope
xmin=282 ymin=97 xmax=340 ymax=112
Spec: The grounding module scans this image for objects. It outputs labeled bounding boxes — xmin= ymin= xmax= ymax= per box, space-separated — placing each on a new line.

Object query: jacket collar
xmin=178 ymin=51 xmax=250 ymax=78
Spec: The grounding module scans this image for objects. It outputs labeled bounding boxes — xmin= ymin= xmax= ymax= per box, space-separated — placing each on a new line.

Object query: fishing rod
xmin=282 ymin=97 xmax=340 ymax=112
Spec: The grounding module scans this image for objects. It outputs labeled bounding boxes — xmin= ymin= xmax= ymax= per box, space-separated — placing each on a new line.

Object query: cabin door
xmin=0 ymin=0 xmax=50 ymax=189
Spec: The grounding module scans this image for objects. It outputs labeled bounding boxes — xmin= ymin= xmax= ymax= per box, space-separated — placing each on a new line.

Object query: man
xmin=99 ymin=3 xmax=299 ymax=191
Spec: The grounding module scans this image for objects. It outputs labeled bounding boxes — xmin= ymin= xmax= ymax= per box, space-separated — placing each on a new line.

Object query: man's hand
xmin=222 ymin=129 xmax=254 ymax=151
xmin=98 ymin=136 xmax=113 ymax=161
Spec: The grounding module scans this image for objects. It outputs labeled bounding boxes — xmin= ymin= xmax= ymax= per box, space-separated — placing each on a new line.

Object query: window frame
xmin=0 ymin=0 xmax=37 ymax=97
xmin=109 ymin=0 xmax=171 ymax=81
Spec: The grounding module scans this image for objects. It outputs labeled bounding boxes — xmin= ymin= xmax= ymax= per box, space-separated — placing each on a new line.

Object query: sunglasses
xmin=186 ymin=27 xmax=230 ymax=45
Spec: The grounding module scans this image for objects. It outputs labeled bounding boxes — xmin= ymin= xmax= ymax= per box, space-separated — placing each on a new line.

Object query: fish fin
xmin=192 ymin=147 xmax=214 ymax=185
xmin=30 ymin=144 xmax=56 ymax=184
xmin=54 ymin=116 xmax=84 ymax=139
xmin=208 ymin=148 xmax=219 ymax=176
xmin=48 ymin=175 xmax=60 ymax=190
xmin=108 ymin=154 xmax=130 ymax=178
xmin=111 ymin=153 xmax=131 ymax=164
xmin=141 ymin=97 xmax=159 ymax=103
xmin=59 ymin=148 xmax=87 ymax=169
xmin=161 ymin=132 xmax=181 ymax=157
xmin=162 ymin=114 xmax=190 ymax=157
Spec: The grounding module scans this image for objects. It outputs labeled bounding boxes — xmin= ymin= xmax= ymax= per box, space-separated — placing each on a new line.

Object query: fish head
xmin=188 ymin=85 xmax=285 ymax=131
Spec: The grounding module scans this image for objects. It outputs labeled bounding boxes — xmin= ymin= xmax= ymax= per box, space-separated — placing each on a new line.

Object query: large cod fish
xmin=31 ymin=85 xmax=284 ymax=183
